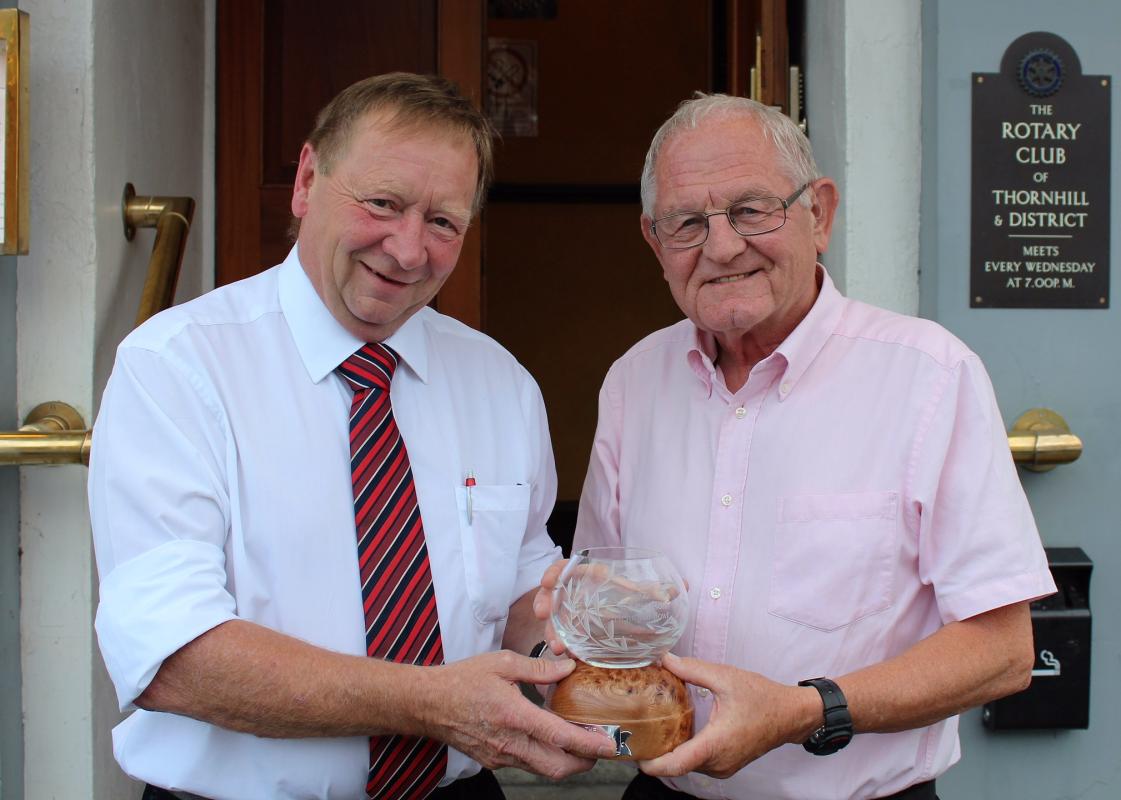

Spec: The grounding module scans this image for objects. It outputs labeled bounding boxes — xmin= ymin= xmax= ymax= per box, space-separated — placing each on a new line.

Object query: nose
xmin=701 ymin=213 xmax=748 ymax=263
xmin=381 ymin=212 xmax=427 ymax=270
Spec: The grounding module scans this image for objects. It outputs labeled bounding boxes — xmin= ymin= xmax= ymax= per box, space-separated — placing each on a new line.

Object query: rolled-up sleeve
xmin=914 ymin=355 xmax=1056 ymax=623
xmin=89 ymin=345 xmax=238 ymax=709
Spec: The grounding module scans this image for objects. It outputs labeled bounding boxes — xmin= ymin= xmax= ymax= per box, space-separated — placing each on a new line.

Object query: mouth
xmin=707 ymin=267 xmax=764 ymax=285
xmin=360 ymin=260 xmax=416 ymax=287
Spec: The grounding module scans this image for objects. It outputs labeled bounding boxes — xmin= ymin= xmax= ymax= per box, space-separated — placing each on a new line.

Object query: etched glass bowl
xmin=551 ymin=546 xmax=688 ymax=668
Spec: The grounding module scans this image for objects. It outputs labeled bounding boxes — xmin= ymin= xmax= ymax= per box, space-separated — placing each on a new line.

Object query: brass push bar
xmin=0 ymin=402 xmax=90 ymax=466
xmin=0 ymin=185 xmax=195 ymax=466
xmin=1008 ymin=408 xmax=1083 ymax=472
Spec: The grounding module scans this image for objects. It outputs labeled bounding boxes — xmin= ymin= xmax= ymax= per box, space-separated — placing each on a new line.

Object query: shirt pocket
xmin=768 ymin=491 xmax=898 ymax=631
xmin=455 ymin=483 xmax=532 ymax=624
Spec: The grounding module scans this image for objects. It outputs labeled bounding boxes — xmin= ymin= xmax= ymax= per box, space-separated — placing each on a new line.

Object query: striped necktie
xmin=337 ymin=342 xmax=447 ymax=800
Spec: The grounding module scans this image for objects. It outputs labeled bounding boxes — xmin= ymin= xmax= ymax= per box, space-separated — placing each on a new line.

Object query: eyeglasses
xmin=650 ymin=183 xmax=810 ymax=250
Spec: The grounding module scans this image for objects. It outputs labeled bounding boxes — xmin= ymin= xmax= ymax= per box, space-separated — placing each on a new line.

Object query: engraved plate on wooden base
xmin=546 ymin=660 xmax=694 ymax=760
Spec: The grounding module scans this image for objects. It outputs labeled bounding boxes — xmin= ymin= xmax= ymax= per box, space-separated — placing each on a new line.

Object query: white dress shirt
xmin=89 ymin=248 xmax=560 ymax=800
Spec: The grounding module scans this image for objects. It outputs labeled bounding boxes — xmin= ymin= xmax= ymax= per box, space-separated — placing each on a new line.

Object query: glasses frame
xmin=650 ymin=182 xmax=811 ymax=250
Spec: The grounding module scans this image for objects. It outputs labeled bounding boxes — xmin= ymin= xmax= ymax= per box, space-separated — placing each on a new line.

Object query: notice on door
xmin=971 ymin=32 xmax=1111 ymax=308
xmin=486 ymin=38 xmax=538 ymax=137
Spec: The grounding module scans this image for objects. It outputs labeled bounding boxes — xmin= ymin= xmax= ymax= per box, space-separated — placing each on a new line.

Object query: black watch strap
xmin=528 ymin=640 xmax=549 ymax=658
xmin=798 ymin=677 xmax=853 ymax=755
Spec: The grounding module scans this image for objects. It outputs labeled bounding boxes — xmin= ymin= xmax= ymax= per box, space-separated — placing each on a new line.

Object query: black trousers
xmin=622 ymin=771 xmax=939 ymax=800
xmin=143 ymin=768 xmax=505 ymax=800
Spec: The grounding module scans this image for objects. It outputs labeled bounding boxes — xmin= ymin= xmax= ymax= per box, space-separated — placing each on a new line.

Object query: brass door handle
xmin=1008 ymin=408 xmax=1082 ymax=472
xmin=124 ymin=183 xmax=196 ymax=327
xmin=0 ymin=402 xmax=90 ymax=466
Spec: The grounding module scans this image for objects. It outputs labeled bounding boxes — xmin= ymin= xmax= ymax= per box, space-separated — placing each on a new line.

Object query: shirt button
xmin=697 ymin=687 xmax=711 ymax=697
xmin=780 ymin=381 xmax=792 ymax=394
xmin=734 ymin=406 xmax=747 ymax=418
xmin=710 ymin=587 xmax=722 ymax=599
xmin=720 ymin=494 xmax=732 ymax=506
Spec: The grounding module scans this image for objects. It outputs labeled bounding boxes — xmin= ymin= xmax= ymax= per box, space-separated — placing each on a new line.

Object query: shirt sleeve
xmin=89 ymin=345 xmax=238 ymax=710
xmin=509 ymin=370 xmax=562 ymax=603
xmin=573 ymin=365 xmax=625 ymax=552
xmin=912 ymin=354 xmax=1057 ymax=623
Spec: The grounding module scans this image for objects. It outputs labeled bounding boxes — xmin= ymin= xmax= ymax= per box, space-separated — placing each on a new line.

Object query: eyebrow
xmin=659 ymin=186 xmax=781 ymax=216
xmin=355 ymin=186 xmax=472 ymax=224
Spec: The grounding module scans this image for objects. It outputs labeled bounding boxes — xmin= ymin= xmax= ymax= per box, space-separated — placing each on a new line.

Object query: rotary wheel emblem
xmin=1019 ymin=48 xmax=1063 ymax=97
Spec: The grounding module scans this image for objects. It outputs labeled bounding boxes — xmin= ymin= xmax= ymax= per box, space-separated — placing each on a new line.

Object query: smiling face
xmin=291 ymin=110 xmax=478 ymax=342
xmin=642 ymin=115 xmax=837 ymax=354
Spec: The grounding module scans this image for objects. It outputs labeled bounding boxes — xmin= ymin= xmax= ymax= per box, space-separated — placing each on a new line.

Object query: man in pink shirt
xmin=538 ymin=95 xmax=1056 ymax=800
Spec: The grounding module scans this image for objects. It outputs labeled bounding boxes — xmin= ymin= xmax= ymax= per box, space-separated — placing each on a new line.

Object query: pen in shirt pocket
xmin=464 ymin=470 xmax=476 ymax=524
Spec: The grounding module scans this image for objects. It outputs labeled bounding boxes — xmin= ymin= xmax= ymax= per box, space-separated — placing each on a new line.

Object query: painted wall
xmin=804 ymin=0 xmax=922 ymax=314
xmin=16 ymin=0 xmax=208 ymax=797
xmin=17 ymin=3 xmax=99 ymax=797
xmin=921 ymin=1 xmax=1119 ymax=798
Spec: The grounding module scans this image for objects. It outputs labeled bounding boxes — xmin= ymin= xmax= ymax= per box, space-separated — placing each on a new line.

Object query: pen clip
xmin=465 ymin=470 xmax=476 ymax=524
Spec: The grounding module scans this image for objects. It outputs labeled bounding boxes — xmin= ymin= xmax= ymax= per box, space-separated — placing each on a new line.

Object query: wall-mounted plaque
xmin=971 ymin=32 xmax=1110 ymax=308
xmin=0 ymin=9 xmax=28 ymax=255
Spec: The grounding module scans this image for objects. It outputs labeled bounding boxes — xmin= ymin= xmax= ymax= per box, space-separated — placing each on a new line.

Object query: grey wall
xmin=1 ymin=253 xmax=22 ymax=800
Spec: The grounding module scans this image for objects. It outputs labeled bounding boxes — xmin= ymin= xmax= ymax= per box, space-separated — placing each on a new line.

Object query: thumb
xmin=661 ymin=652 xmax=714 ymax=690
xmin=503 ymin=653 xmax=577 ymax=684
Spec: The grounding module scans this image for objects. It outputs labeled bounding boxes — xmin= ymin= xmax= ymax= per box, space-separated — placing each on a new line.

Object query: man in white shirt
xmin=89 ymin=72 xmax=615 ymax=800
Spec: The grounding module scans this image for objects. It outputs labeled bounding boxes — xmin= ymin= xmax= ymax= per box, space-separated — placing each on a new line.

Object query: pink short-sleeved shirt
xmin=574 ymin=268 xmax=1055 ymax=800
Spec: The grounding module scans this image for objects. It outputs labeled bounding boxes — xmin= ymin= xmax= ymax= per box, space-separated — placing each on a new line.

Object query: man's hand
xmin=637 ymin=654 xmax=819 ymax=780
xmin=531 ymin=558 xmax=568 ymax=655
xmin=418 ymin=650 xmax=618 ymax=779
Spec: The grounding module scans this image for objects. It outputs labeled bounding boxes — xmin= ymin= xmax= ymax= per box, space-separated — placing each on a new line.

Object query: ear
xmin=807 ymin=178 xmax=839 ymax=254
xmin=640 ymin=213 xmax=672 ymax=280
xmin=291 ymin=143 xmax=319 ymax=218
xmin=640 ymin=213 xmax=661 ymax=254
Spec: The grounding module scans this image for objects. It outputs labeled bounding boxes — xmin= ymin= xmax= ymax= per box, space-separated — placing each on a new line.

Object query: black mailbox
xmin=982 ymin=547 xmax=1092 ymax=730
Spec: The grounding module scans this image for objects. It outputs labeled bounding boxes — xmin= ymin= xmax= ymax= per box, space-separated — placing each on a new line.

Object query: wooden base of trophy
xmin=546 ymin=660 xmax=694 ymax=760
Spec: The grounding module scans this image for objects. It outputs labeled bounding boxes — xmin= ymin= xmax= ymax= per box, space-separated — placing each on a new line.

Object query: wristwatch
xmin=798 ymin=677 xmax=853 ymax=755
xmin=529 ymin=640 xmax=549 ymax=658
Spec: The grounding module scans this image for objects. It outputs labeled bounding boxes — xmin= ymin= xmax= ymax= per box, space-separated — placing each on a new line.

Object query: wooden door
xmin=216 ymin=0 xmax=484 ymax=326
xmin=216 ymin=0 xmax=793 ymax=552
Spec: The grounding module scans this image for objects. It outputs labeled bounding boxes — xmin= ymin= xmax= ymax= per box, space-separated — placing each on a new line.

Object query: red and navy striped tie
xmin=337 ymin=343 xmax=447 ymax=800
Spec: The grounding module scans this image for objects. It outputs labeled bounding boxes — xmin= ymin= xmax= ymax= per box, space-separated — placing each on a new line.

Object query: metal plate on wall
xmin=971 ymin=32 xmax=1111 ymax=308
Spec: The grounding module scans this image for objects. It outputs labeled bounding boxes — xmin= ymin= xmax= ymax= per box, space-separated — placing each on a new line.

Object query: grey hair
xmin=640 ymin=93 xmax=820 ymax=217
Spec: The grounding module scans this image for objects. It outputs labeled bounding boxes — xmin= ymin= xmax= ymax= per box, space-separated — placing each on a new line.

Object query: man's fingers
xmin=522 ymin=704 xmax=618 ymax=760
xmin=545 ymin=620 xmax=565 ymax=654
xmin=540 ymin=559 xmax=567 ymax=590
xmin=532 ymin=587 xmax=552 ymax=621
xmin=637 ymin=736 xmax=709 ymax=778
xmin=499 ymin=651 xmax=577 ymax=685
xmin=660 ymin=652 xmax=716 ymax=691
xmin=506 ymin=738 xmax=598 ymax=780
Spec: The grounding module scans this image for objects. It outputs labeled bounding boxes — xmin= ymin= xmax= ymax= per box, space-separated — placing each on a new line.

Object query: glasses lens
xmin=728 ymin=197 xmax=786 ymax=236
xmin=656 ymin=213 xmax=708 ymax=249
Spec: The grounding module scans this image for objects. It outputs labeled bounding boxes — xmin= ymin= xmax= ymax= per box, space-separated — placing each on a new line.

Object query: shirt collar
xmin=686 ymin=329 xmax=720 ymax=397
xmin=684 ymin=264 xmax=845 ymax=398
xmin=278 ymin=246 xmax=431 ymax=384
xmin=772 ymin=265 xmax=845 ymax=397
